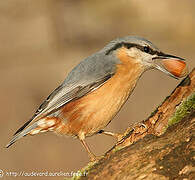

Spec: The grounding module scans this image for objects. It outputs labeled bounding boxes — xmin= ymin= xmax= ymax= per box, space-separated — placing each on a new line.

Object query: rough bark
xmin=72 ymin=68 xmax=195 ymax=180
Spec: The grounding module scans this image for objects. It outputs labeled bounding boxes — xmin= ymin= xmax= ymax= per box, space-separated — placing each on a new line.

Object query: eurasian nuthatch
xmin=6 ymin=36 xmax=188 ymax=161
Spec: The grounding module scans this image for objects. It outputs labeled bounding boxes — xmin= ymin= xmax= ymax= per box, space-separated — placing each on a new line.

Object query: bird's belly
xmin=56 ymin=74 xmax=137 ymax=138
xmin=58 ymin=90 xmax=128 ymax=137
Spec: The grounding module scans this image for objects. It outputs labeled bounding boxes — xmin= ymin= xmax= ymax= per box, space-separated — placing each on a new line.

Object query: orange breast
xmin=55 ymin=48 xmax=144 ymax=138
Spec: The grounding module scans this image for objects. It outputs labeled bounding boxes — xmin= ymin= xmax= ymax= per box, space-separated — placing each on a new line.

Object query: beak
xmin=152 ymin=52 xmax=188 ymax=79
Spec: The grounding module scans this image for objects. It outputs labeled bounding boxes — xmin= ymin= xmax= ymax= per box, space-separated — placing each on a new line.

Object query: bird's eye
xmin=143 ymin=46 xmax=150 ymax=53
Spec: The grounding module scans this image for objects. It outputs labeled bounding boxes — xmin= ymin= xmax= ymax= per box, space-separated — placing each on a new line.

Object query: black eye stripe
xmin=105 ymin=43 xmax=123 ymax=55
xmin=131 ymin=44 xmax=156 ymax=55
xmin=105 ymin=42 xmax=157 ymax=55
xmin=123 ymin=43 xmax=157 ymax=55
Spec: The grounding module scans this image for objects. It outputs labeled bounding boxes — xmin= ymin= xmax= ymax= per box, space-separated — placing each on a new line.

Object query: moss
xmin=65 ymin=161 xmax=97 ymax=180
xmin=112 ymin=145 xmax=125 ymax=153
xmin=168 ymin=93 xmax=195 ymax=127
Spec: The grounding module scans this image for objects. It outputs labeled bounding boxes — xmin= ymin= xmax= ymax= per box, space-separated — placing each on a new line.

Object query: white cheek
xmin=142 ymin=54 xmax=155 ymax=68
xmin=126 ymin=48 xmax=154 ymax=68
xmin=126 ymin=48 xmax=141 ymax=61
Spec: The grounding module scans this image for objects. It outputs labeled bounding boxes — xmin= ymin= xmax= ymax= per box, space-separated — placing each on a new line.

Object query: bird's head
xmin=104 ymin=36 xmax=188 ymax=79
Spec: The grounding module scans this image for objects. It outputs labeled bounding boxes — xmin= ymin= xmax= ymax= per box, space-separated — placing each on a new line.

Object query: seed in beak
xmin=162 ymin=59 xmax=188 ymax=78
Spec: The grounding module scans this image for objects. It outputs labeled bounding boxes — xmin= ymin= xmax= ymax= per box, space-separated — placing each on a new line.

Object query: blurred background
xmin=0 ymin=0 xmax=194 ymax=179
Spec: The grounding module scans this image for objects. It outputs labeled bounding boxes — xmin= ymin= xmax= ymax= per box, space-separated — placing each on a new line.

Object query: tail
xmin=5 ymin=123 xmax=38 ymax=148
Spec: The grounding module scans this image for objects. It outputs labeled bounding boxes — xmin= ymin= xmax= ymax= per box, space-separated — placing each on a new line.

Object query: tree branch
xmin=71 ymin=68 xmax=195 ymax=180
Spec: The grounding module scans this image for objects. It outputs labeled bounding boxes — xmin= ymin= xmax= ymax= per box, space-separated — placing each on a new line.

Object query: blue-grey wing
xmin=14 ymin=52 xmax=119 ymax=135
xmin=34 ymin=73 xmax=113 ymax=119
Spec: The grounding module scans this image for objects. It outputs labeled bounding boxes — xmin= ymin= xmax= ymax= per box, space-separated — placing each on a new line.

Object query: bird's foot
xmin=115 ymin=122 xmax=148 ymax=145
xmin=133 ymin=122 xmax=148 ymax=132
xmin=98 ymin=130 xmax=123 ymax=142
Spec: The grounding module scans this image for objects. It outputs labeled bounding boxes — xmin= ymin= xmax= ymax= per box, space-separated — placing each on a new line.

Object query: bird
xmin=6 ymin=36 xmax=188 ymax=161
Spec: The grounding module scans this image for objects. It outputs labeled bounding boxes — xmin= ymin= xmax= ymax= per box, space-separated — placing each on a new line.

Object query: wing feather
xmin=13 ymin=50 xmax=119 ymax=136
xmin=14 ymin=73 xmax=113 ymax=135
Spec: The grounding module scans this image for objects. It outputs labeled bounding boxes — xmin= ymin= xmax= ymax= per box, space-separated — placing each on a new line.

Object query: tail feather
xmin=14 ymin=118 xmax=33 ymax=136
xmin=6 ymin=123 xmax=38 ymax=148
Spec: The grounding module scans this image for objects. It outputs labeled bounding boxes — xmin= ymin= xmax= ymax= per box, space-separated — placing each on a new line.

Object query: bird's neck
xmin=115 ymin=48 xmax=145 ymax=100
